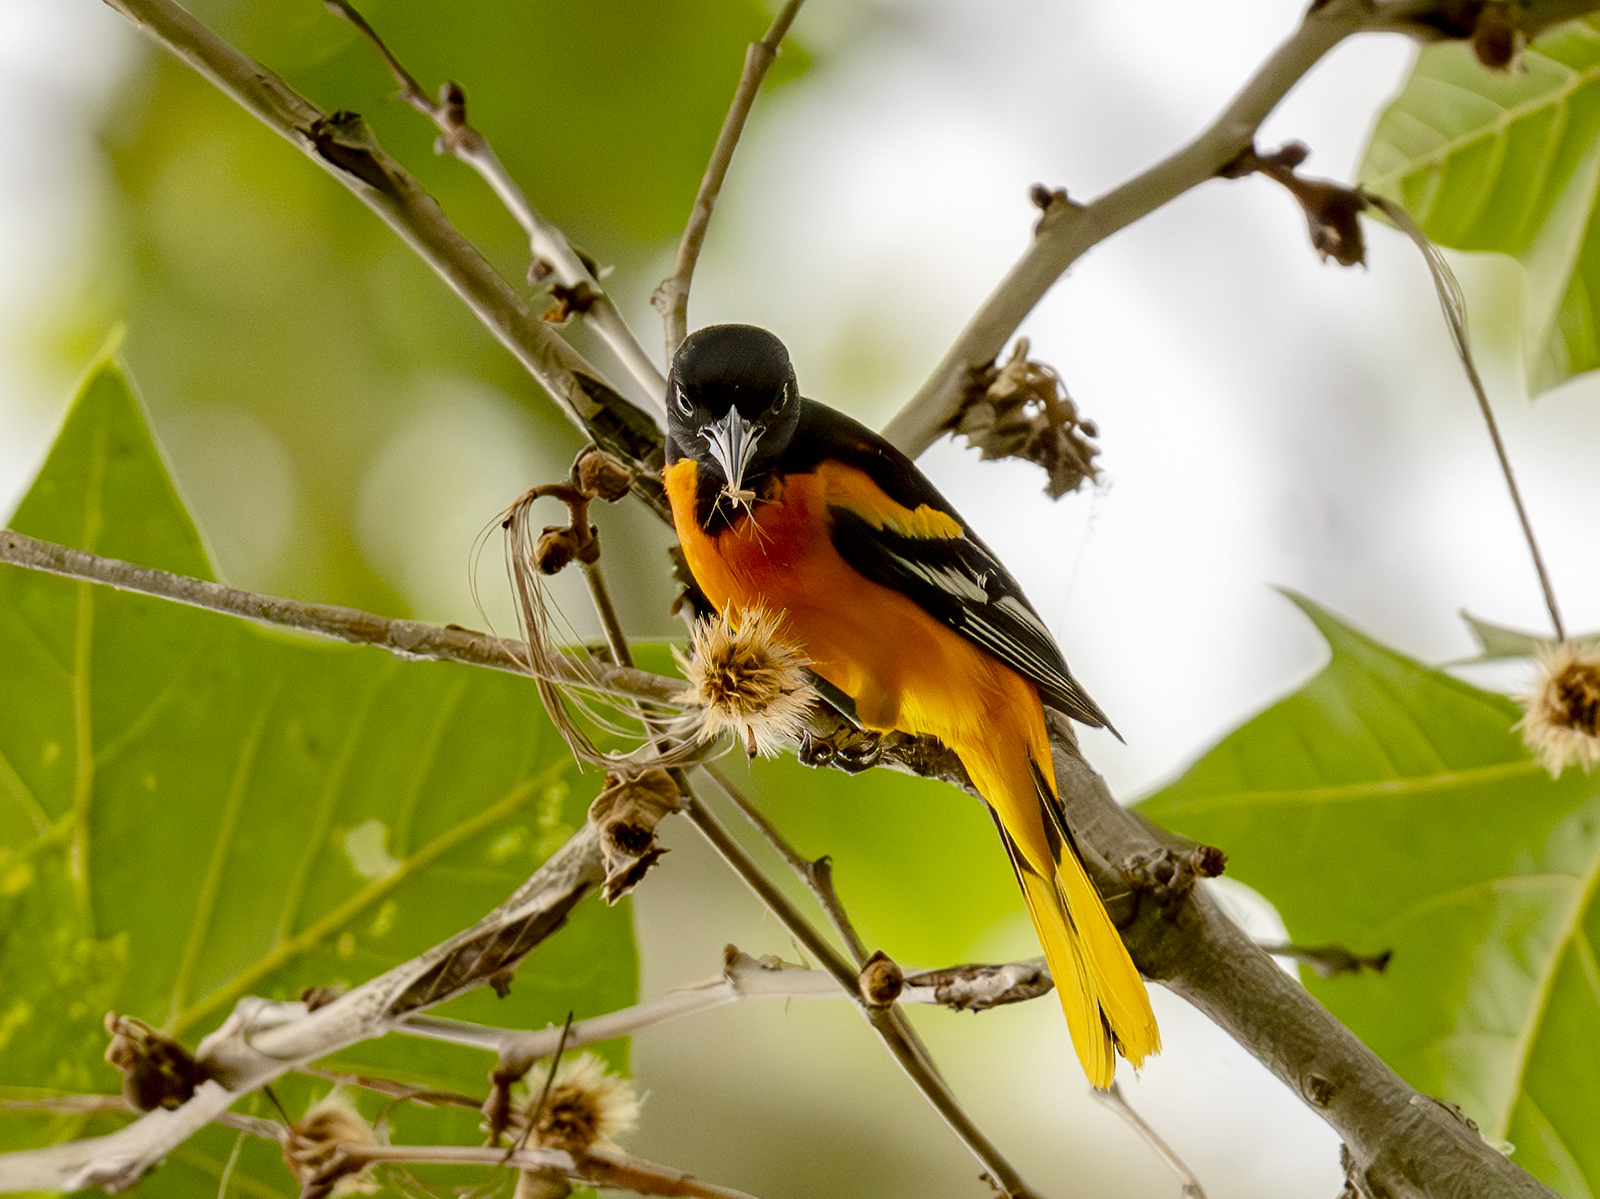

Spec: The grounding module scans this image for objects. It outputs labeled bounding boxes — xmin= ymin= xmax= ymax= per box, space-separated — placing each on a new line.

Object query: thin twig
xmin=295 ymin=1067 xmax=483 ymax=1114
xmin=673 ymin=785 xmax=1041 ymax=1199
xmin=879 ymin=0 xmax=1384 ymax=455
xmin=1092 ymin=1083 xmax=1208 ymax=1199
xmin=322 ymin=1143 xmax=763 ymax=1199
xmin=215 ymin=1129 xmax=246 ymax=1199
xmin=1364 ymin=192 xmax=1566 ymax=642
xmin=101 ymin=0 xmax=666 ymax=479
xmin=0 ymin=529 xmax=684 ymax=703
xmin=324 ymin=0 xmax=667 ymax=408
xmin=395 ymin=948 xmax=1057 ymax=1061
xmin=653 ymin=1 xmax=805 ymax=360
xmin=702 ymin=761 xmax=872 ymax=968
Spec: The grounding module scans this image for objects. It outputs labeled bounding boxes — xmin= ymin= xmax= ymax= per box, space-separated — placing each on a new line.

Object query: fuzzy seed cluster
xmin=679 ymin=607 xmax=817 ymax=756
xmin=1518 ymin=642 xmax=1600 ymax=776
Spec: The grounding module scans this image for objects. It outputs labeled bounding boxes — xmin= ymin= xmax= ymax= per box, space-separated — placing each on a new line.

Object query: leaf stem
xmin=1365 ymin=193 xmax=1566 ymax=642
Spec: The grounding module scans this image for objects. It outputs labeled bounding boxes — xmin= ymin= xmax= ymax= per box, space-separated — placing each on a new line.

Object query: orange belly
xmin=664 ymin=459 xmax=1054 ymax=851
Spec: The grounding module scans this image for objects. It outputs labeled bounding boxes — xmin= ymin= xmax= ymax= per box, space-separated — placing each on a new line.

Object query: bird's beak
xmin=700 ymin=410 xmax=763 ymax=495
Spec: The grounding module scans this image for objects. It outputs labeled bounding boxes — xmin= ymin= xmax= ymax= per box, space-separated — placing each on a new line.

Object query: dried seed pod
xmin=103 ymin=1013 xmax=208 ymax=1112
xmin=589 ymin=769 xmax=682 ymax=902
xmin=677 ymin=607 xmax=817 ymax=757
xmin=534 ymin=526 xmax=596 ymax=574
xmin=858 ymin=951 xmax=904 ymax=1007
xmin=283 ymin=1091 xmax=380 ymax=1197
xmin=953 ymin=339 xmax=1102 ymax=499
xmin=1517 ymin=641 xmax=1600 ymax=775
xmin=528 ymin=1053 xmax=641 ymax=1154
xmin=571 ymin=446 xmax=634 ymax=501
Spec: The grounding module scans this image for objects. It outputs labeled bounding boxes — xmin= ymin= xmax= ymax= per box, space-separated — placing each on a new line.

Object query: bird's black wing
xmin=788 ymin=400 xmax=1114 ymax=731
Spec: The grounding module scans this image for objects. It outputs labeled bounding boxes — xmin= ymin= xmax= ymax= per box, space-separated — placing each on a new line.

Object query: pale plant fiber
xmin=677 ymin=607 xmax=818 ymax=757
xmin=1517 ymin=641 xmax=1600 ymax=775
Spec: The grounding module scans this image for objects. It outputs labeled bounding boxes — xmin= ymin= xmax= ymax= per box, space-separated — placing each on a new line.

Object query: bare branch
xmin=1092 ymin=1083 xmax=1208 ymax=1199
xmin=653 ymin=2 xmax=805 ymax=360
xmin=672 ymin=782 xmax=1044 ymax=1199
xmin=397 ymin=947 xmax=1059 ymax=1064
xmin=702 ymin=762 xmax=871 ymax=964
xmin=0 ymin=529 xmax=683 ymax=704
xmin=879 ymin=0 xmax=1380 ymax=455
xmin=324 ymin=0 xmax=667 ymax=408
xmin=99 ymin=0 xmax=667 ymax=486
xmin=320 ymin=1143 xmax=763 ymax=1199
xmin=1043 ymin=714 xmax=1556 ymax=1199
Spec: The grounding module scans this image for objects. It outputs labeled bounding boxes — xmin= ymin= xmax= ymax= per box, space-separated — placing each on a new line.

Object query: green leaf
xmin=1359 ymin=18 xmax=1600 ymax=394
xmin=0 ymin=361 xmax=635 ymax=1197
xmin=1137 ymin=594 xmax=1600 ymax=1195
xmin=1460 ymin=611 xmax=1600 ymax=660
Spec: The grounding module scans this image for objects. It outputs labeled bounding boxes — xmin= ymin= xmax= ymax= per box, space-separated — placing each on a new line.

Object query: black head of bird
xmin=666 ymin=324 xmax=804 ymax=500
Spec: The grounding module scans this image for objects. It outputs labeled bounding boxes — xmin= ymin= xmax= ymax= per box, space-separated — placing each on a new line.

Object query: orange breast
xmin=662 ymin=459 xmax=1051 ymax=780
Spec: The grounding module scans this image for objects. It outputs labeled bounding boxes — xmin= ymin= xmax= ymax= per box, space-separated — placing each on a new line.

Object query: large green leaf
xmin=1138 ymin=596 xmax=1600 ymax=1198
xmin=1360 ymin=18 xmax=1600 ymax=394
xmin=0 ymin=360 xmax=636 ymax=1198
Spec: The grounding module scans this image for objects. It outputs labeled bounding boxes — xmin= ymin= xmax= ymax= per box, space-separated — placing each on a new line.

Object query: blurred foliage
xmin=58 ymin=0 xmax=806 ymax=620
xmin=718 ymin=756 xmax=1021 ymax=967
xmin=0 ymin=358 xmax=636 ymax=1199
xmin=1139 ymin=595 xmax=1600 ymax=1198
xmin=1459 ymin=611 xmax=1600 ymax=661
xmin=1360 ymin=17 xmax=1600 ymax=396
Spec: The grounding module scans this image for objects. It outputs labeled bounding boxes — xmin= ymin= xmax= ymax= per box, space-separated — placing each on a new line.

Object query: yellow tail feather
xmin=960 ymin=693 xmax=1160 ymax=1089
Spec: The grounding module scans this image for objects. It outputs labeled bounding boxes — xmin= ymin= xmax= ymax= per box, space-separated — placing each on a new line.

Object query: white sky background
xmin=4 ymin=0 xmax=1600 ymax=1196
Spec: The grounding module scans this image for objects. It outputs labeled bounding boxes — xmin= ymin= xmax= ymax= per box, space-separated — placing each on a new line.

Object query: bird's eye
xmin=674 ymin=387 xmax=693 ymax=418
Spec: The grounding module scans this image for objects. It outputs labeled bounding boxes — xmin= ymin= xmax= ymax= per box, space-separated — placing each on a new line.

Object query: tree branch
xmin=879 ymin=0 xmax=1381 ymax=455
xmin=653 ymin=1 xmax=805 ymax=360
xmin=317 ymin=1143 xmax=764 ymax=1199
xmin=323 ymin=0 xmax=668 ymax=409
xmin=396 ymin=947 xmax=1057 ymax=1061
xmin=0 ymin=529 xmax=683 ymax=704
xmin=0 ymin=823 xmax=604 ymax=1194
xmin=99 ymin=0 xmax=667 ymax=493
xmin=1043 ymin=715 xmax=1556 ymax=1199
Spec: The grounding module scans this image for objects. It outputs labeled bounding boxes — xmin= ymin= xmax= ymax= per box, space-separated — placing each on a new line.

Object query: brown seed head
xmin=103 ymin=1013 xmax=208 ymax=1112
xmin=858 ymin=951 xmax=904 ymax=1007
xmin=529 ymin=1053 xmax=641 ymax=1154
xmin=678 ymin=607 xmax=817 ymax=757
xmin=1517 ymin=641 xmax=1600 ymax=776
xmin=535 ymin=526 xmax=593 ymax=574
xmin=283 ymin=1091 xmax=380 ymax=1196
xmin=572 ymin=446 xmax=634 ymax=501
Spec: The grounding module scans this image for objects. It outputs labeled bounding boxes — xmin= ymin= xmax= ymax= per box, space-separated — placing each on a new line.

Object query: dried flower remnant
xmin=103 ymin=1013 xmax=208 ymax=1111
xmin=284 ymin=1091 xmax=381 ymax=1197
xmin=1517 ymin=642 xmax=1600 ymax=776
xmin=589 ymin=768 xmax=682 ymax=902
xmin=678 ymin=607 xmax=817 ymax=757
xmin=953 ymin=339 xmax=1101 ymax=498
xmin=528 ymin=1053 xmax=641 ymax=1154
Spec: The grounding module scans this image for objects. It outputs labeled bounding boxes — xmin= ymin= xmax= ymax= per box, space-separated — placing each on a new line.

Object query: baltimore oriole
xmin=663 ymin=323 xmax=1158 ymax=1086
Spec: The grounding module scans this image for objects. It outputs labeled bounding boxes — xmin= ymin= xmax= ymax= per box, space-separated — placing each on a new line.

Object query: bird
xmin=662 ymin=323 xmax=1158 ymax=1087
